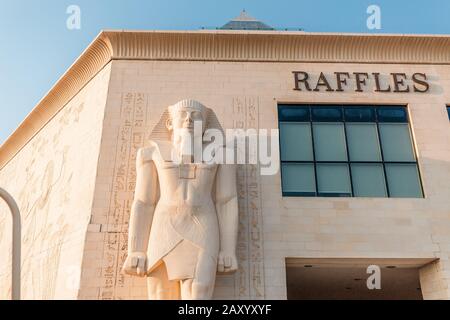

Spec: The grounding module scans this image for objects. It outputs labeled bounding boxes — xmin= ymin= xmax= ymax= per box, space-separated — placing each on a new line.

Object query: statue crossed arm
xmin=122 ymin=100 xmax=239 ymax=300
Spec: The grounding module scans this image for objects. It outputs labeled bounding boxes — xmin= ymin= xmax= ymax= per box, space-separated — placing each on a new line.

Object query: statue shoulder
xmin=136 ymin=142 xmax=158 ymax=164
xmin=137 ymin=140 xmax=172 ymax=165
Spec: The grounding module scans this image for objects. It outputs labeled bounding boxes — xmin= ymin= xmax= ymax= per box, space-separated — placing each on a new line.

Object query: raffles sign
xmin=293 ymin=71 xmax=430 ymax=93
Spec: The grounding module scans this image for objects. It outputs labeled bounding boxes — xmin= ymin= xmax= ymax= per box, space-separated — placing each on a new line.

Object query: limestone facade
xmin=0 ymin=63 xmax=111 ymax=299
xmin=1 ymin=30 xmax=450 ymax=299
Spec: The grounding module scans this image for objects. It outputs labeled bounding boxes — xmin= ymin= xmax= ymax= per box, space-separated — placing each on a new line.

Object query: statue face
xmin=167 ymin=107 xmax=207 ymax=134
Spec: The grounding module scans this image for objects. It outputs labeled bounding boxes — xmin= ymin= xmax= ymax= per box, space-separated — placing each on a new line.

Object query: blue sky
xmin=0 ymin=0 xmax=449 ymax=144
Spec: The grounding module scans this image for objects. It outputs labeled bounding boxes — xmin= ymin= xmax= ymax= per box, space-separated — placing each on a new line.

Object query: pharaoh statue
xmin=122 ymin=99 xmax=239 ymax=300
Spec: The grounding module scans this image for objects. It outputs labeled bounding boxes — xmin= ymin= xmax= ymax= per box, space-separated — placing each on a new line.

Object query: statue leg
xmin=147 ymin=263 xmax=180 ymax=300
xmin=180 ymin=251 xmax=217 ymax=300
xmin=180 ymin=279 xmax=194 ymax=299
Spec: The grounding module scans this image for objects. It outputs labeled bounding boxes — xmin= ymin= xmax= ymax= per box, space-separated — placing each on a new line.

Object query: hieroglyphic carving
xmin=99 ymin=93 xmax=148 ymax=300
xmin=2 ymin=103 xmax=77 ymax=299
xmin=231 ymin=98 xmax=249 ymax=299
xmin=117 ymin=93 xmax=147 ymax=291
xmin=41 ymin=223 xmax=69 ymax=299
xmin=232 ymin=97 xmax=265 ymax=299
xmin=18 ymin=104 xmax=78 ymax=300
xmin=0 ymin=65 xmax=110 ymax=300
xmin=246 ymin=99 xmax=265 ymax=299
xmin=248 ymin=166 xmax=264 ymax=299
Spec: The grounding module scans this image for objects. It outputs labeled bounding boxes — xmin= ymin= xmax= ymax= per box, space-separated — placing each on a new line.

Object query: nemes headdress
xmin=149 ymin=99 xmax=224 ymax=141
xmin=167 ymin=99 xmax=208 ymax=118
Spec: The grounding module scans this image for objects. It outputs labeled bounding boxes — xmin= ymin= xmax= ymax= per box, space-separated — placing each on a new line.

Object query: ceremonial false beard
xmin=171 ymin=127 xmax=204 ymax=164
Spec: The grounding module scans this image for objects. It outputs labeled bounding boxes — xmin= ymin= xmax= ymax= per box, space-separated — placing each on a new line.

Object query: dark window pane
xmin=447 ymin=106 xmax=450 ymax=120
xmin=316 ymin=164 xmax=352 ymax=197
xmin=344 ymin=107 xmax=376 ymax=122
xmin=311 ymin=106 xmax=343 ymax=122
xmin=279 ymin=106 xmax=310 ymax=122
xmin=282 ymin=164 xmax=316 ymax=195
xmin=280 ymin=123 xmax=314 ymax=161
xmin=385 ymin=164 xmax=423 ymax=198
xmin=377 ymin=107 xmax=408 ymax=123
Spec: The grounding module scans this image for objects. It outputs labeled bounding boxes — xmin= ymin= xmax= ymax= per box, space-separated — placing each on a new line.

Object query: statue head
xmin=149 ymin=99 xmax=223 ymax=144
xmin=166 ymin=100 xmax=209 ymax=135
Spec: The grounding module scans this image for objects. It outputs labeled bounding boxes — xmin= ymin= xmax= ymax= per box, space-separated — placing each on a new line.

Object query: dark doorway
xmin=286 ymin=258 xmax=427 ymax=300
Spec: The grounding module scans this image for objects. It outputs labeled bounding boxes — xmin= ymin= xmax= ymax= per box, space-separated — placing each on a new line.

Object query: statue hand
xmin=217 ymin=251 xmax=238 ymax=273
xmin=122 ymin=252 xmax=147 ymax=277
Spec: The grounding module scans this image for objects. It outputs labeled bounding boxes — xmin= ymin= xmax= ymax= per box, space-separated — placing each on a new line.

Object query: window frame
xmin=278 ymin=104 xmax=424 ymax=198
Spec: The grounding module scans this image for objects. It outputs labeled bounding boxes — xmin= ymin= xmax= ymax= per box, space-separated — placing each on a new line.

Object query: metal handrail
xmin=0 ymin=188 xmax=21 ymax=300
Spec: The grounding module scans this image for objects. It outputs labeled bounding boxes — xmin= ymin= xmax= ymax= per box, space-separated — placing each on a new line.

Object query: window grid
xmin=279 ymin=105 xmax=423 ymax=198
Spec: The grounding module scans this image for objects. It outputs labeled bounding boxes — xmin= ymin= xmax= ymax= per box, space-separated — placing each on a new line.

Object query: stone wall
xmin=2 ymin=57 xmax=450 ymax=300
xmin=79 ymin=59 xmax=450 ymax=300
xmin=0 ymin=63 xmax=111 ymax=299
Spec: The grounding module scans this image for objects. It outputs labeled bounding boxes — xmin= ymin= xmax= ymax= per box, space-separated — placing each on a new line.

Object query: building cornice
xmin=102 ymin=30 xmax=450 ymax=64
xmin=2 ymin=30 xmax=450 ymax=169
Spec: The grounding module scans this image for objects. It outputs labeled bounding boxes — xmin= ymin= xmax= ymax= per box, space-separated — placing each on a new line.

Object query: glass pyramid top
xmin=220 ymin=10 xmax=274 ymax=30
